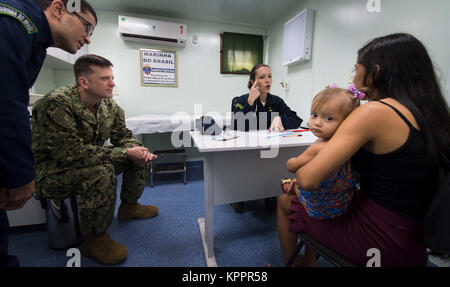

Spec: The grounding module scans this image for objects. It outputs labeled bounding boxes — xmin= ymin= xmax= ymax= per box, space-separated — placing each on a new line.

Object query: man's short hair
xmin=74 ymin=54 xmax=113 ymax=83
xmin=34 ymin=0 xmax=97 ymax=24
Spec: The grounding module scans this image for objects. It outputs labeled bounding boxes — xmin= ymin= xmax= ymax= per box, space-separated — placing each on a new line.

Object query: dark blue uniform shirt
xmin=0 ymin=0 xmax=53 ymax=188
xmin=233 ymin=93 xmax=303 ymax=131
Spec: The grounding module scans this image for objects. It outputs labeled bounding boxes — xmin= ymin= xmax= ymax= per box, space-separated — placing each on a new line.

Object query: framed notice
xmin=140 ymin=48 xmax=177 ymax=87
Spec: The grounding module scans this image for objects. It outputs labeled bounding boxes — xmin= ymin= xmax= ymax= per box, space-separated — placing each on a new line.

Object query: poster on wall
xmin=140 ymin=48 xmax=177 ymax=87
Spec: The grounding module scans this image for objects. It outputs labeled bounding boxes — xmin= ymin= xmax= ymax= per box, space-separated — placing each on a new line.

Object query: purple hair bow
xmin=328 ymin=83 xmax=366 ymax=100
xmin=348 ymin=84 xmax=366 ymax=100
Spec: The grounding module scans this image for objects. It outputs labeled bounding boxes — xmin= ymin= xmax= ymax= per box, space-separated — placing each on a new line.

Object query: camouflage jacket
xmin=31 ymin=83 xmax=142 ymax=180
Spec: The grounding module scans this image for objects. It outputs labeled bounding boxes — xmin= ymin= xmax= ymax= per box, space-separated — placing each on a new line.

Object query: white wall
xmin=34 ymin=66 xmax=56 ymax=94
xmin=267 ymin=0 xmax=450 ymax=122
xmin=87 ymin=10 xmax=267 ymax=117
xmin=34 ymin=0 xmax=450 ymax=161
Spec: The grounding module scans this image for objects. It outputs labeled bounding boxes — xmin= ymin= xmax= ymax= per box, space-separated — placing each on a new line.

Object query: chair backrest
xmin=424 ymin=170 xmax=450 ymax=257
xmin=231 ymin=96 xmax=240 ymax=112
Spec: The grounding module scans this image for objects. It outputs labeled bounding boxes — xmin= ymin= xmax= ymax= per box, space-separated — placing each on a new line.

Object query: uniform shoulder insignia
xmin=0 ymin=4 xmax=38 ymax=34
xmin=235 ymin=103 xmax=244 ymax=110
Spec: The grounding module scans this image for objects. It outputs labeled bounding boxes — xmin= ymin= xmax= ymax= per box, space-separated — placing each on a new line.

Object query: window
xmin=220 ymin=32 xmax=263 ymax=74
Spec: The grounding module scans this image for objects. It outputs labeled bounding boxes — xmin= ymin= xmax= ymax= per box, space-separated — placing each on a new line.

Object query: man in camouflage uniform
xmin=31 ymin=54 xmax=158 ymax=265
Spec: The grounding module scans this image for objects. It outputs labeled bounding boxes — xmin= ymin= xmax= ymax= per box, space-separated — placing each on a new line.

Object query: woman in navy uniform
xmin=233 ymin=64 xmax=303 ymax=132
xmin=0 ymin=0 xmax=97 ymax=266
xmin=231 ymin=64 xmax=303 ymax=213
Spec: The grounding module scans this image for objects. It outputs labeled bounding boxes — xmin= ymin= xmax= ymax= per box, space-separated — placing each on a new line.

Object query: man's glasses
xmin=73 ymin=12 xmax=94 ymax=37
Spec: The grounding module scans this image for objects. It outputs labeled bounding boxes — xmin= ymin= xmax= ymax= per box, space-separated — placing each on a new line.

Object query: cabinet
xmin=7 ymin=198 xmax=46 ymax=227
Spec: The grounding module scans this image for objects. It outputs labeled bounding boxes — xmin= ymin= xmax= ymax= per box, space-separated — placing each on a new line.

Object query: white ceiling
xmin=89 ymin=0 xmax=301 ymax=27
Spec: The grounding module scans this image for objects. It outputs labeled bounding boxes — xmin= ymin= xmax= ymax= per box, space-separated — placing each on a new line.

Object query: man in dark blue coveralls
xmin=0 ymin=0 xmax=97 ymax=266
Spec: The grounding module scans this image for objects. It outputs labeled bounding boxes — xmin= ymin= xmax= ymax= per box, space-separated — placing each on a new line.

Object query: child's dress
xmin=298 ymin=161 xmax=359 ymax=219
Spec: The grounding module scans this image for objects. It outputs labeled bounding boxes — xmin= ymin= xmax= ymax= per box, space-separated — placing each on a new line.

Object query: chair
xmin=231 ymin=96 xmax=240 ymax=113
xmin=286 ymin=232 xmax=358 ymax=267
xmin=150 ymin=149 xmax=187 ymax=187
xmin=35 ymin=194 xmax=83 ymax=250
xmin=287 ymin=232 xmax=429 ymax=267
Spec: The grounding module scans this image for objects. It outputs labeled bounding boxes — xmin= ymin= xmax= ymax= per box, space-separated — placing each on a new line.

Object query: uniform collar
xmin=257 ymin=93 xmax=274 ymax=105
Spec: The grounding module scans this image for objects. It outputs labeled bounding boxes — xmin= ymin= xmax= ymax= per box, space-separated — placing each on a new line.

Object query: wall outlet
xmin=280 ymin=80 xmax=290 ymax=91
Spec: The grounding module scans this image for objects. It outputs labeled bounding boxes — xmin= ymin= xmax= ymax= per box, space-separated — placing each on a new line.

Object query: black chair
xmin=287 ymin=232 xmax=429 ymax=267
xmin=286 ymin=232 xmax=357 ymax=267
xmin=231 ymin=96 xmax=240 ymax=113
xmin=150 ymin=149 xmax=187 ymax=187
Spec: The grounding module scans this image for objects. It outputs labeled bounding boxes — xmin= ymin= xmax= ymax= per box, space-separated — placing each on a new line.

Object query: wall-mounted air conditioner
xmin=118 ymin=15 xmax=187 ymax=47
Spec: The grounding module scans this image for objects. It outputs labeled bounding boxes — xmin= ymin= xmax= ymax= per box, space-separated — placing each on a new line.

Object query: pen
xmin=292 ymin=129 xmax=310 ymax=132
xmin=283 ymin=134 xmax=302 ymax=138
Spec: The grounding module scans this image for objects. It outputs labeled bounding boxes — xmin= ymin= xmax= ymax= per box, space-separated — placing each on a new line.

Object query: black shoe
xmin=231 ymin=202 xmax=245 ymax=214
xmin=264 ymin=197 xmax=277 ymax=212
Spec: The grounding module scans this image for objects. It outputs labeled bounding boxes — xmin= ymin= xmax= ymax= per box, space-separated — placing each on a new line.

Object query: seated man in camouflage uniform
xmin=31 ymin=54 xmax=158 ymax=265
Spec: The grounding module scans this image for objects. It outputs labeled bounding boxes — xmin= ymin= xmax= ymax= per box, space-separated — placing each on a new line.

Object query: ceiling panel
xmin=88 ymin=0 xmax=301 ymax=27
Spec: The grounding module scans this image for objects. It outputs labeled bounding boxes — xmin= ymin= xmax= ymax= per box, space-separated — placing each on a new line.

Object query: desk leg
xmin=198 ymin=153 xmax=218 ymax=267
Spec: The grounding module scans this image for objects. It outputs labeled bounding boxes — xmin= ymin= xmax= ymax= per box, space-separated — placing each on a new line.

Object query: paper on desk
xmin=266 ymin=132 xmax=293 ymax=138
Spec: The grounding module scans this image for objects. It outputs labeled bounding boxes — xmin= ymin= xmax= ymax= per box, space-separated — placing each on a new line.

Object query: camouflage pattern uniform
xmin=31 ymin=84 xmax=148 ymax=236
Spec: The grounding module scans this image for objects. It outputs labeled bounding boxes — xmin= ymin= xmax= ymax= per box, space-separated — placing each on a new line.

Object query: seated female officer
xmin=231 ymin=64 xmax=303 ymax=213
xmin=233 ymin=64 xmax=303 ymax=132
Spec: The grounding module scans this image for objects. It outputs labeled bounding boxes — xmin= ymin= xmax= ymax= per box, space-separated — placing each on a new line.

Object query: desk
xmin=126 ymin=114 xmax=231 ymax=135
xmin=189 ymin=130 xmax=316 ymax=266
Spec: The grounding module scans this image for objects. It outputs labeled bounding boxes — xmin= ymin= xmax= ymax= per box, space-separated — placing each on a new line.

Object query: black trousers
xmin=0 ymin=210 xmax=19 ymax=267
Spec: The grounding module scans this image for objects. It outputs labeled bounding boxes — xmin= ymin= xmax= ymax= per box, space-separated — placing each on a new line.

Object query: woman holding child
xmin=277 ymin=33 xmax=450 ymax=267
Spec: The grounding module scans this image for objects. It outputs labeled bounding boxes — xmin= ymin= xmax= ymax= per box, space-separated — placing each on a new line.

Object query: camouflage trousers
xmin=36 ymin=160 xmax=148 ymax=236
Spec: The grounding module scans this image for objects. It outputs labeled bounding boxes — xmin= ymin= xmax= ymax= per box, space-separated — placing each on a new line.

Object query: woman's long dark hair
xmin=357 ymin=33 xmax=450 ymax=173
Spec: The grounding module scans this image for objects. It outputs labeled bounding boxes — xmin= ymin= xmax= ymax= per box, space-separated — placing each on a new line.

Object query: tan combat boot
xmin=83 ymin=232 xmax=128 ymax=265
xmin=117 ymin=203 xmax=159 ymax=221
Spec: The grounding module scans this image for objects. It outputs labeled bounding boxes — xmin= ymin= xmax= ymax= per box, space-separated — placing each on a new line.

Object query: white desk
xmin=126 ymin=114 xmax=232 ymax=135
xmin=189 ymin=130 xmax=316 ymax=266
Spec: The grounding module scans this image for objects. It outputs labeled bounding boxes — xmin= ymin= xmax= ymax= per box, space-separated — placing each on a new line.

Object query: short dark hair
xmin=74 ymin=54 xmax=113 ymax=82
xmin=247 ymin=64 xmax=270 ymax=89
xmin=358 ymin=33 xmax=450 ymax=173
xmin=34 ymin=0 xmax=97 ymax=24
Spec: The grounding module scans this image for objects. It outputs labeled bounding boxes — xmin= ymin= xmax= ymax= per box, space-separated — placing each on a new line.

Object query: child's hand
xmin=287 ymin=179 xmax=298 ymax=195
xmin=286 ymin=158 xmax=297 ymax=173
xmin=281 ymin=178 xmax=298 ymax=194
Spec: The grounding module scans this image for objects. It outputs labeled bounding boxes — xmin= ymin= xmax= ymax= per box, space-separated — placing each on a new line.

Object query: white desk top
xmin=126 ymin=114 xmax=232 ymax=135
xmin=189 ymin=130 xmax=317 ymax=152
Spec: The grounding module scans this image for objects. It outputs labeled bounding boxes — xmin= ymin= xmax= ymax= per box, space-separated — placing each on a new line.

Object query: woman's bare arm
xmin=296 ymin=103 xmax=383 ymax=189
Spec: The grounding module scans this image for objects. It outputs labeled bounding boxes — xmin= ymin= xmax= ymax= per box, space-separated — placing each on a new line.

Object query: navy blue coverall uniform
xmin=233 ymin=93 xmax=303 ymax=131
xmin=0 ymin=0 xmax=53 ymax=266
